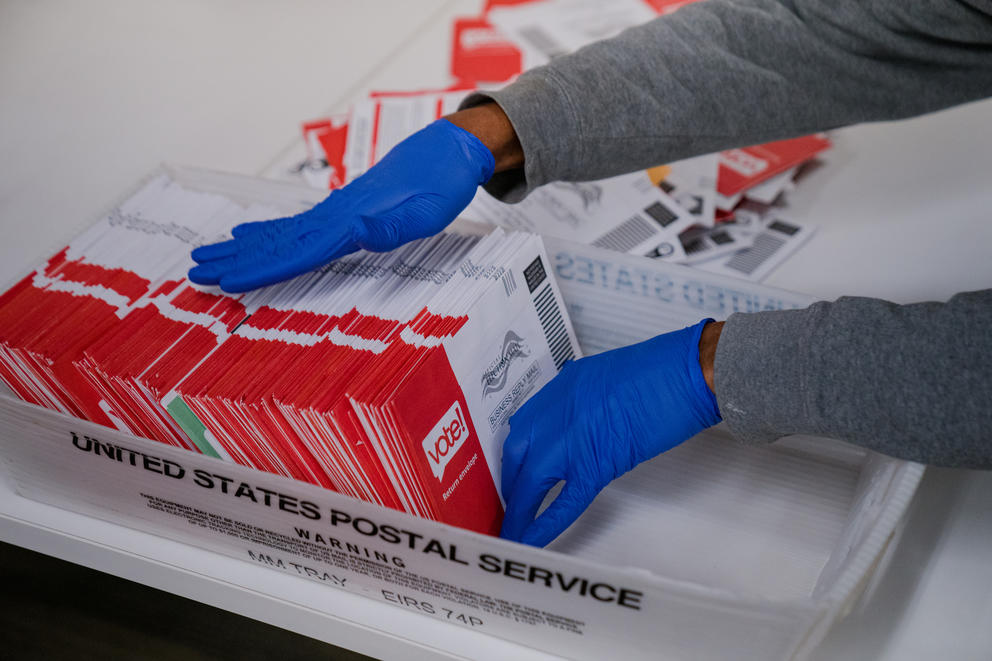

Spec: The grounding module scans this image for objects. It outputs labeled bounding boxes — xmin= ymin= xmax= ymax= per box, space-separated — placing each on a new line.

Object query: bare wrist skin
xmin=445 ymin=103 xmax=524 ymax=173
xmin=699 ymin=320 xmax=723 ymax=394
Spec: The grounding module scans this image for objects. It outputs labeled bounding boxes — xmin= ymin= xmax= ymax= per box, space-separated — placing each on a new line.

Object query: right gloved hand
xmin=500 ymin=320 xmax=723 ymax=547
xmin=188 ymin=118 xmax=495 ymax=292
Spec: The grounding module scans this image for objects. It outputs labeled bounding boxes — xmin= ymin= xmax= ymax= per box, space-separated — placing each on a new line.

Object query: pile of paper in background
xmin=0 ymin=172 xmax=581 ymax=535
xmin=290 ymin=0 xmax=831 ymax=283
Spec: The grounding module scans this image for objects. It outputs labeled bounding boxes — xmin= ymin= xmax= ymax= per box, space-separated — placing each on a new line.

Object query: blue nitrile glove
xmin=500 ymin=320 xmax=722 ymax=547
xmin=188 ymin=119 xmax=495 ymax=292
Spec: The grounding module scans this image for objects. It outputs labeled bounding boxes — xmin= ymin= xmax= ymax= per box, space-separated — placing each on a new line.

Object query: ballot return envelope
xmin=0 ymin=166 xmax=923 ymax=661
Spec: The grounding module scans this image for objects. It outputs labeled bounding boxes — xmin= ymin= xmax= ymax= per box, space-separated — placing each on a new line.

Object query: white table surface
xmin=1 ymin=1 xmax=990 ymax=659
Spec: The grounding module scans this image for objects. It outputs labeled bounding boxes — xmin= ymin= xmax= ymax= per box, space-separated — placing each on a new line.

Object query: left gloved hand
xmin=188 ymin=118 xmax=494 ymax=292
xmin=500 ymin=320 xmax=722 ymax=547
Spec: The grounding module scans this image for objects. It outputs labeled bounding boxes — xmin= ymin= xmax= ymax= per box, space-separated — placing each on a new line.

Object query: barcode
xmin=683 ymin=237 xmax=706 ymax=254
xmin=642 ymin=201 xmax=678 ymax=228
xmin=710 ymin=230 xmax=734 ymax=245
xmin=533 ymin=284 xmax=574 ymax=370
xmin=523 ymin=256 xmax=547 ymax=293
xmin=725 ymin=232 xmax=785 ymax=275
xmin=592 ymin=214 xmax=658 ymax=253
xmin=768 ymin=220 xmax=800 ymax=235
xmin=502 ymin=269 xmax=517 ymax=297
xmin=518 ymin=26 xmax=568 ymax=58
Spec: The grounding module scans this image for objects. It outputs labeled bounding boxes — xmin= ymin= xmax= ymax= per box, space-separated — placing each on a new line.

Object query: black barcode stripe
xmin=683 ymin=237 xmax=706 ymax=254
xmin=534 ymin=290 xmax=557 ymax=321
xmin=534 ymin=287 xmax=555 ymax=313
xmin=642 ymin=201 xmax=678 ymax=228
xmin=549 ymin=334 xmax=571 ymax=363
xmin=502 ymin=269 xmax=517 ymax=297
xmin=543 ymin=316 xmax=567 ymax=346
xmin=533 ymin=283 xmax=574 ymax=370
xmin=549 ymin=339 xmax=573 ymax=366
xmin=545 ymin=327 xmax=569 ymax=354
xmin=547 ymin=328 xmax=569 ymax=352
xmin=592 ymin=215 xmax=657 ymax=253
xmin=542 ymin=328 xmax=570 ymax=367
xmin=551 ymin=337 xmax=572 ymax=363
xmin=725 ymin=232 xmax=785 ymax=275
xmin=768 ymin=220 xmax=800 ymax=236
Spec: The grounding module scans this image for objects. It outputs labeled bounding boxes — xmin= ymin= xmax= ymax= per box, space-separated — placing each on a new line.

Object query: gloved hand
xmin=188 ymin=119 xmax=495 ymax=292
xmin=500 ymin=320 xmax=722 ymax=547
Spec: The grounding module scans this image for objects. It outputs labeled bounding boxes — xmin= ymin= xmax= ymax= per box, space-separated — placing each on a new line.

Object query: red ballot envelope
xmin=302 ymin=116 xmax=350 ymax=190
xmin=77 ymin=283 xmax=250 ymax=451
xmin=451 ymin=17 xmax=522 ymax=85
xmin=717 ymin=135 xmax=831 ymax=198
xmin=0 ymin=247 xmax=150 ymax=427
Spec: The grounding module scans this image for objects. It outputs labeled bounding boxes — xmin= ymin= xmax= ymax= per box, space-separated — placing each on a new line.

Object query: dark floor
xmin=0 ymin=541 xmax=376 ymax=660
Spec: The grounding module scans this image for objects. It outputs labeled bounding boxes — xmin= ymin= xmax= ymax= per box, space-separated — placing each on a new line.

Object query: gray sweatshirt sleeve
xmin=716 ymin=291 xmax=992 ymax=468
xmin=464 ymin=0 xmax=992 ymax=202
xmin=461 ymin=0 xmax=992 ymax=466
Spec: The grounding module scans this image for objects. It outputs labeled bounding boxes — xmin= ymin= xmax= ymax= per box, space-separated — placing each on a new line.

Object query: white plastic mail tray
xmin=0 ymin=166 xmax=923 ymax=661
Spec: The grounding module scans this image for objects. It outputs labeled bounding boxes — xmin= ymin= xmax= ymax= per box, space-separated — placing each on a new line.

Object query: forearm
xmin=462 ymin=0 xmax=992 ymax=201
xmin=699 ymin=319 xmax=723 ymax=392
xmin=710 ymin=289 xmax=992 ymax=467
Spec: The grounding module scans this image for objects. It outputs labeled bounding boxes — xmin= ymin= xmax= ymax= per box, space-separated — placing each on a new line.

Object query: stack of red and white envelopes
xmin=0 ymin=174 xmax=278 ymax=435
xmin=170 ymin=229 xmax=579 ymax=535
xmin=0 ymin=173 xmax=581 ymax=536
